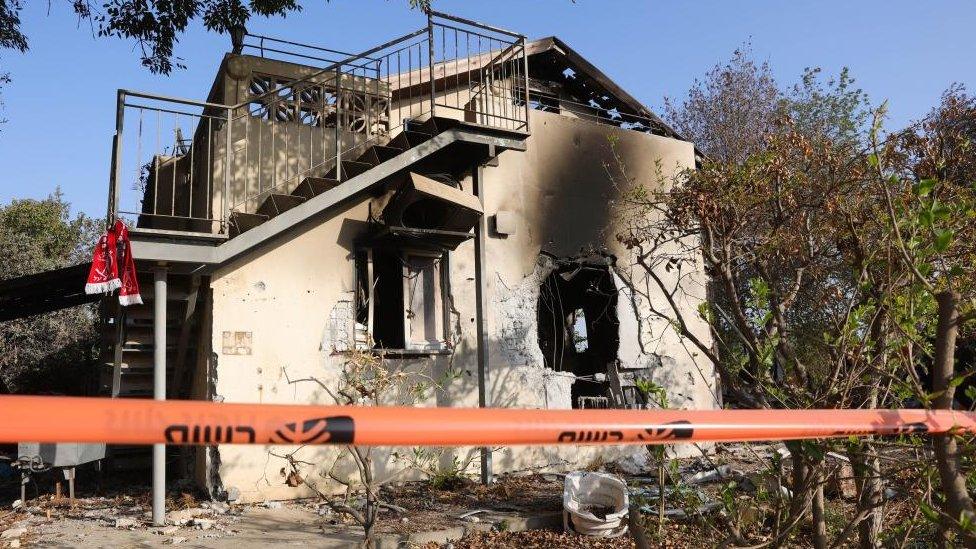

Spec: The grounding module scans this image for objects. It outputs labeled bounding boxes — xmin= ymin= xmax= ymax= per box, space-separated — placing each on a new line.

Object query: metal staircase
xmin=109 ymin=9 xmax=532 ymax=247
xmin=227 ymin=116 xmax=464 ymax=236
xmin=99 ymin=274 xmax=203 ymax=468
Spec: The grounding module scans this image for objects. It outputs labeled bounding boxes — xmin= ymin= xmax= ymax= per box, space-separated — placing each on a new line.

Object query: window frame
xmin=354 ymin=246 xmax=451 ymax=355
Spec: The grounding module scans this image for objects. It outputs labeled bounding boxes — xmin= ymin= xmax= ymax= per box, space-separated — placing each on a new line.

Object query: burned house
xmin=2 ymin=11 xmax=716 ymax=502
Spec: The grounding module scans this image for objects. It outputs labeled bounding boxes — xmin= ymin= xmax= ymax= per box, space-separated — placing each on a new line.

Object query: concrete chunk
xmin=1 ymin=528 xmax=26 ymax=540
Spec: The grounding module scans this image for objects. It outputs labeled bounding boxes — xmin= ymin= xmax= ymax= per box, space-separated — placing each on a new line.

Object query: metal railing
xmin=108 ymin=91 xmax=233 ymax=235
xmin=427 ymin=10 xmax=530 ymax=132
xmin=107 ymin=10 xmax=531 ymax=236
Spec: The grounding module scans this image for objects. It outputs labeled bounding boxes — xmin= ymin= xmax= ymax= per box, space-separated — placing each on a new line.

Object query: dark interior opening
xmin=536 ymin=259 xmax=619 ymax=408
xmin=370 ymin=248 xmax=405 ymax=349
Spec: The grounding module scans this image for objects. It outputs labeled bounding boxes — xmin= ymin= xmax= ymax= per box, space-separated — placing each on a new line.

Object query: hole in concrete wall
xmin=537 ymin=256 xmax=619 ymax=409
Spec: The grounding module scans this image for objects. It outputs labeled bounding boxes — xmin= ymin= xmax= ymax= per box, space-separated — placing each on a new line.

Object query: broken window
xmin=537 ymin=257 xmax=625 ymax=409
xmin=354 ymin=247 xmax=447 ymax=352
xmin=403 ymin=253 xmax=444 ymax=350
xmin=536 ymin=256 xmax=659 ymax=409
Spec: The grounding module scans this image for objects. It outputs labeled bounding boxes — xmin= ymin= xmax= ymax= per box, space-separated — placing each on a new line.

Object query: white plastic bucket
xmin=562 ymin=471 xmax=629 ymax=538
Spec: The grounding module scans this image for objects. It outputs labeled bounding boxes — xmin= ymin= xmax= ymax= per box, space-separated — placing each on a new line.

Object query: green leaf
xmin=867 ymin=153 xmax=879 ymax=168
xmin=916 ymin=178 xmax=937 ymax=196
xmin=935 ymin=229 xmax=953 ymax=252
xmin=919 ymin=209 xmax=934 ymax=227
xmin=950 ymin=373 xmax=969 ymax=388
xmin=920 ymin=501 xmax=940 ymax=523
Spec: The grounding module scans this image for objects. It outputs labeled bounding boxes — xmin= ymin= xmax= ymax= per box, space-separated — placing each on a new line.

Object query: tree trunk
xmin=852 ymin=444 xmax=883 ymax=548
xmin=787 ymin=441 xmax=813 ymax=540
xmin=931 ymin=290 xmax=976 ymax=547
xmin=812 ymin=469 xmax=827 ymax=549
xmin=361 ymin=450 xmax=378 ymax=549
xmin=855 ymin=302 xmax=886 ymax=549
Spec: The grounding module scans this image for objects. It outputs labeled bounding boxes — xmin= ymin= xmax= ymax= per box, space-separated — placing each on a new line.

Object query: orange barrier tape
xmin=0 ymin=396 xmax=974 ymax=446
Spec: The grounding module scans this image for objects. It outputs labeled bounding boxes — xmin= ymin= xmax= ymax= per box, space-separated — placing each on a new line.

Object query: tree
xmin=0 ymin=191 xmax=101 ymax=394
xmin=869 ymin=86 xmax=976 ymax=545
xmin=280 ymin=346 xmax=463 ymax=548
xmin=0 ymin=0 xmax=430 ymax=75
xmin=623 ymin=46 xmax=976 ymax=545
xmin=663 ymin=44 xmax=780 ymax=164
xmin=615 ymin=48 xmax=969 ymax=547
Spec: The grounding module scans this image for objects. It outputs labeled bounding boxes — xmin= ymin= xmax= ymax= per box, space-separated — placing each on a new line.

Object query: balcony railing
xmin=107 ymin=10 xmax=531 ymax=237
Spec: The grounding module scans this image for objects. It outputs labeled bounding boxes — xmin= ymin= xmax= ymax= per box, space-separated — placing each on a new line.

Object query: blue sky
xmin=0 ymin=0 xmax=972 ymax=218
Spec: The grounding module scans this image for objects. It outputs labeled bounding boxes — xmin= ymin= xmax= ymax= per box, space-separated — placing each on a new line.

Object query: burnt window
xmin=537 ymin=262 xmax=619 ymax=409
xmin=354 ymin=247 xmax=448 ymax=352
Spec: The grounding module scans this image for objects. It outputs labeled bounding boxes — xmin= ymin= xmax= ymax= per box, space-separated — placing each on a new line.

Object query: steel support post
xmin=152 ymin=266 xmax=168 ymax=526
xmin=472 ymin=163 xmax=492 ymax=484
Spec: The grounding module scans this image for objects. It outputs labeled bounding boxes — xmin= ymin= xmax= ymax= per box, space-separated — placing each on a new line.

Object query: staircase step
xmin=103 ymin=325 xmax=179 ymax=347
xmin=256 ymin=193 xmax=306 ymax=218
xmin=120 ymin=342 xmax=189 ymax=353
xmin=229 ymin=211 xmax=269 ymax=237
xmin=410 ymin=115 xmax=460 ymax=135
xmin=292 ymin=176 xmax=340 ymax=200
xmin=118 ymin=305 xmax=187 ymax=324
xmin=325 ymin=160 xmax=373 ymax=181
xmin=107 ymin=447 xmax=152 ymax=470
xmin=101 ymin=353 xmax=175 ymax=371
xmin=134 ymin=285 xmax=194 ymax=302
xmin=389 ymin=130 xmax=434 ymax=150
xmin=356 ymin=145 xmax=403 ymax=166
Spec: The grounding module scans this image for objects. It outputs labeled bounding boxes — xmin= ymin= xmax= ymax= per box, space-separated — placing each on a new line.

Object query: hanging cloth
xmin=85 ymin=220 xmax=143 ymax=306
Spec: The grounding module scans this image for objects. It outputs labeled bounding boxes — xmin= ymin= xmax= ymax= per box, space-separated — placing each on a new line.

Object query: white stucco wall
xmin=204 ymin=110 xmax=717 ymax=502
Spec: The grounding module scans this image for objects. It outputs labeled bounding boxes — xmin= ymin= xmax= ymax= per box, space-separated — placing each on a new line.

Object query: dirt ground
xmin=0 ymin=442 xmax=925 ymax=548
xmin=0 ymin=475 xmax=572 ymax=548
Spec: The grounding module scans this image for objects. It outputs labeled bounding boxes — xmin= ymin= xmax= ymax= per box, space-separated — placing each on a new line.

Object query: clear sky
xmin=0 ymin=1 xmax=972 ymax=218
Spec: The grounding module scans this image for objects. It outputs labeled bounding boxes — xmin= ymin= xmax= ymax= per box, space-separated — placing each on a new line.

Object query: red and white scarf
xmin=85 ymin=220 xmax=143 ymax=306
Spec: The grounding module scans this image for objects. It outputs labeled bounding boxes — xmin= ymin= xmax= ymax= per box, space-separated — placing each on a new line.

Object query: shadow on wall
xmin=210 ymin=329 xmax=662 ymax=502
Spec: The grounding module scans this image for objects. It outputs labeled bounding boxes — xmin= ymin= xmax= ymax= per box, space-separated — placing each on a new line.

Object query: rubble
xmin=683 ymin=465 xmax=735 ymax=485
xmin=194 ymin=518 xmax=216 ymax=530
xmin=0 ymin=528 xmax=26 ymax=540
xmin=167 ymin=536 xmax=188 ymax=545
xmin=154 ymin=526 xmax=180 ymax=535
xmin=113 ymin=517 xmax=138 ymax=529
xmin=167 ymin=507 xmax=210 ymax=526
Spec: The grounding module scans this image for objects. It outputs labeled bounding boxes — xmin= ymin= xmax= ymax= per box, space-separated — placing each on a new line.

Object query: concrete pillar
xmin=152 ymin=266 xmax=167 ymax=526
xmin=472 ymin=163 xmax=492 ymax=485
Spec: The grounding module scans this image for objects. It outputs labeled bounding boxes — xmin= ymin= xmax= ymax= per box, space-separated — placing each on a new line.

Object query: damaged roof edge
xmin=535 ymin=36 xmax=687 ymax=143
xmin=387 ymin=34 xmax=691 ymax=146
